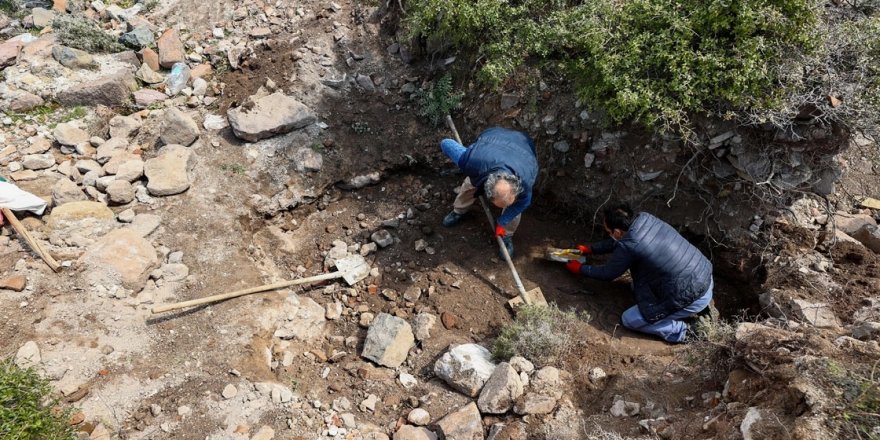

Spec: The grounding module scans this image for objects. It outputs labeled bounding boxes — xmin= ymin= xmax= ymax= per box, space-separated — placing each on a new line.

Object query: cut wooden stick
xmin=150 ymin=271 xmax=346 ymax=314
xmin=1 ymin=207 xmax=61 ymax=272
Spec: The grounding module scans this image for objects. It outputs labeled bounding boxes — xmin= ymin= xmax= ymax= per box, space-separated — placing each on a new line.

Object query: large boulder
xmin=477 ymin=362 xmax=523 ymax=414
xmin=57 ymin=72 xmax=136 ymax=107
xmin=436 ymin=402 xmax=483 ymax=440
xmin=144 ymin=144 xmax=194 ymax=196
xmin=78 ymin=228 xmax=158 ymax=290
xmin=159 ymin=108 xmax=199 ymax=146
xmin=227 ymin=92 xmax=316 ymax=142
xmin=362 ymin=313 xmax=415 ymax=368
xmin=434 ymin=344 xmax=496 ymax=397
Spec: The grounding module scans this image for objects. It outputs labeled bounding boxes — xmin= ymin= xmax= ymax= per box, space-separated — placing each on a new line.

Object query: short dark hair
xmin=603 ymin=203 xmax=635 ymax=231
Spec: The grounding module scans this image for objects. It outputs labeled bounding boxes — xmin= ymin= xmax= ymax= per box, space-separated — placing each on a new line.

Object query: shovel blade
xmin=507 ymin=287 xmax=548 ymax=309
xmin=335 ymin=255 xmax=370 ymax=286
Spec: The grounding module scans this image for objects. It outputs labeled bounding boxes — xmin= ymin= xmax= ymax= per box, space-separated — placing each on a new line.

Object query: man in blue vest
xmin=439 ymin=127 xmax=539 ymax=257
xmin=564 ymin=203 xmax=715 ymax=343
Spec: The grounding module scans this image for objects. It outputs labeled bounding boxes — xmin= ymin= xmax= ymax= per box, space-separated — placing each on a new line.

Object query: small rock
xmin=412 ymin=312 xmax=436 ymax=341
xmin=150 ymin=404 xmax=162 ymax=416
xmin=609 ymin=396 xmax=641 ymax=417
xmin=134 ymin=89 xmax=167 ymax=108
xmin=371 ymin=230 xmax=394 ymax=248
xmin=157 ymin=28 xmax=185 ymax=68
xmin=135 ymin=62 xmax=164 ymax=84
xmin=117 ymin=209 xmax=136 ymax=223
xmin=436 ymin=402 xmax=482 ymax=440
xmin=359 ymin=394 xmax=379 ymax=413
xmin=222 ymin=384 xmax=237 ymax=399
xmin=251 ymin=425 xmax=275 ymax=440
xmin=15 ymin=341 xmax=40 ymax=368
xmin=789 ymin=299 xmax=840 ymax=328
xmin=398 ymin=372 xmax=417 ymax=389
xmin=440 ymin=311 xmax=456 ymax=329
xmin=361 ymin=313 xmax=414 ymax=368
xmin=54 ymin=123 xmax=89 ymax=146
xmin=52 ymin=45 xmax=94 ymax=69
xmin=22 ymin=153 xmax=55 ymax=170
xmin=0 ymin=275 xmax=27 ymax=291
xmin=477 ymin=362 xmax=524 ymax=414
xmin=160 ymin=108 xmax=200 ymax=146
xmin=106 ymin=180 xmax=135 ymax=204
xmin=407 ymin=408 xmax=430 ymax=426
xmin=434 ymin=344 xmax=496 ymax=397
xmin=588 ymin=367 xmax=607 ymax=383
xmin=509 ymin=356 xmax=534 ymax=374
xmin=144 ymin=144 xmax=194 ymax=196
xmin=52 ymin=178 xmax=87 ymax=205
xmin=121 ymin=26 xmax=154 ymax=49
xmin=325 ymin=301 xmax=343 ymax=320
xmin=359 ymin=312 xmax=375 ymax=328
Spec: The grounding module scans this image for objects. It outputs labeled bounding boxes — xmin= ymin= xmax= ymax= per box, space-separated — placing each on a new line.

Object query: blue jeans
xmin=621 ymin=280 xmax=714 ymax=343
xmin=441 ymin=139 xmax=466 ymax=167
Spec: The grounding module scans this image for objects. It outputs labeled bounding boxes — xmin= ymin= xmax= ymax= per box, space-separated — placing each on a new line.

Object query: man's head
xmin=485 ymin=171 xmax=522 ymax=208
xmin=602 ymin=202 xmax=634 ymax=240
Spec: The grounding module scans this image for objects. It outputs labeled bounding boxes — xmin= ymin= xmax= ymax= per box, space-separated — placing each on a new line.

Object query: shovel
xmin=151 ymin=254 xmax=370 ymax=314
xmin=444 ymin=115 xmax=547 ymax=309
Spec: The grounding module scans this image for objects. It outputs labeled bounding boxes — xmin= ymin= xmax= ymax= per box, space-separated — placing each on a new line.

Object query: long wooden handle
xmin=444 ymin=114 xmax=529 ymax=298
xmin=479 ymin=196 xmax=528 ymax=296
xmin=1 ymin=207 xmax=61 ymax=272
xmin=150 ymin=271 xmax=345 ymax=314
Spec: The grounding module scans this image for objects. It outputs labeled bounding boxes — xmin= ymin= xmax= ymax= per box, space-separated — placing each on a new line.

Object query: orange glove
xmin=566 ymin=260 xmax=582 ymax=274
xmin=495 ymin=224 xmax=506 ymax=238
xmin=576 ymin=244 xmax=592 ymax=254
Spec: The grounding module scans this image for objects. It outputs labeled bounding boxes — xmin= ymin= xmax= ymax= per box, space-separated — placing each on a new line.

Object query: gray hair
xmin=485 ymin=171 xmax=523 ymax=201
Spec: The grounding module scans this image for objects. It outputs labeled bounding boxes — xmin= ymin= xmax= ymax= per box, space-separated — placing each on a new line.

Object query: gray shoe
xmin=442 ymin=211 xmax=467 ymax=227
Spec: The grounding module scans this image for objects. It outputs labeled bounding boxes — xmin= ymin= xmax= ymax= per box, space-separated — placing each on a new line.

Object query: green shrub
xmin=405 ymin=0 xmax=880 ymax=134
xmin=0 ymin=359 xmax=74 ymax=440
xmin=491 ymin=303 xmax=590 ymax=363
xmin=53 ymin=15 xmax=125 ymax=54
xmin=416 ymin=74 xmax=463 ymax=126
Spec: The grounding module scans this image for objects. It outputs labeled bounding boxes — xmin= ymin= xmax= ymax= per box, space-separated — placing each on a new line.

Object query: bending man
xmin=565 ymin=203 xmax=714 ymax=343
xmin=440 ymin=127 xmax=538 ymax=257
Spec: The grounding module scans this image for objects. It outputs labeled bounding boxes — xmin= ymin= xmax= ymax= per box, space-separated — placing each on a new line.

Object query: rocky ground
xmin=2 ymin=0 xmax=880 ymax=439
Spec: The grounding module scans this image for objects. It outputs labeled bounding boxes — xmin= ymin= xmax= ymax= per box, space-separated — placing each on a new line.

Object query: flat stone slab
xmin=227 ymin=92 xmax=316 ymax=142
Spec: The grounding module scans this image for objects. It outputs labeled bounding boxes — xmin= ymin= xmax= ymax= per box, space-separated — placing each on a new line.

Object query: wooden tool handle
xmin=1 ymin=207 xmax=61 ymax=272
xmin=150 ymin=271 xmax=345 ymax=314
xmin=479 ymin=197 xmax=528 ymax=296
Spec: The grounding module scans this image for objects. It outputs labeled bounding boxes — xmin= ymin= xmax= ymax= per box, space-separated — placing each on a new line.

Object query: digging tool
xmin=150 ymin=255 xmax=370 ymax=314
xmin=444 ymin=115 xmax=547 ymax=309
xmin=1 ymin=207 xmax=61 ymax=272
xmin=542 ymin=247 xmax=588 ymax=264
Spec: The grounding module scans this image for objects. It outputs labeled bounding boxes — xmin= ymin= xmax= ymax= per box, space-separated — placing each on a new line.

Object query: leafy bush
xmin=416 ymin=74 xmax=463 ymax=126
xmin=53 ymin=15 xmax=125 ymax=53
xmin=491 ymin=303 xmax=589 ymax=363
xmin=0 ymin=359 xmax=74 ymax=440
xmin=406 ymin=0 xmax=879 ymax=135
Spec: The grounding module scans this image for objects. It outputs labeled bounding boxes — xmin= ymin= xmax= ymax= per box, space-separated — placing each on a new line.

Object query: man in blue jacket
xmin=564 ymin=203 xmax=714 ymax=343
xmin=439 ymin=127 xmax=538 ymax=257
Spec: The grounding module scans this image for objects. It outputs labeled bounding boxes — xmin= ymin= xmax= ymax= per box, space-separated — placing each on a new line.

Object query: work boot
xmin=442 ymin=211 xmax=468 ymax=227
xmin=499 ymin=236 xmax=514 ymax=258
